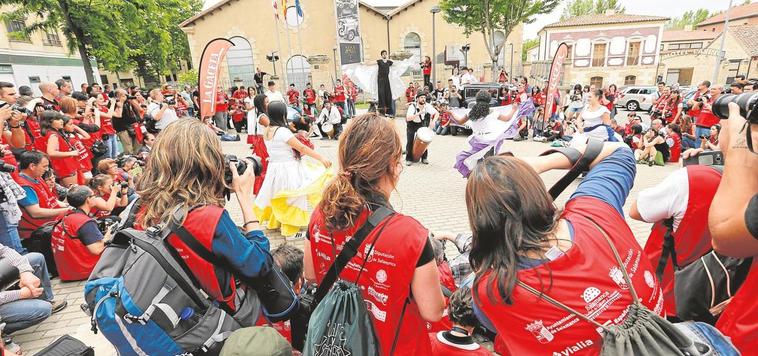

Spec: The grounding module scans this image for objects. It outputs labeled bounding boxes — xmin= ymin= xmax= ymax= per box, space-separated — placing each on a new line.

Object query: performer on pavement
xmin=405 ymin=93 xmax=438 ymax=166
xmin=377 ymin=50 xmax=394 ymax=116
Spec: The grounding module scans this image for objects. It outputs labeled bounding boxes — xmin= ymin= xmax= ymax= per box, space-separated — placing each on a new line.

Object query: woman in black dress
xmin=377 ymin=50 xmax=393 ymax=116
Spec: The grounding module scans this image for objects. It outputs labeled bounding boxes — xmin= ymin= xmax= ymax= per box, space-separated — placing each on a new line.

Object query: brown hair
xmin=97 ymin=159 xmax=116 ymax=174
xmin=59 ymin=97 xmax=78 ymax=115
xmin=318 ymin=113 xmax=401 ymax=231
xmin=466 ymin=155 xmax=558 ymax=304
xmin=89 ymin=174 xmax=113 ymax=191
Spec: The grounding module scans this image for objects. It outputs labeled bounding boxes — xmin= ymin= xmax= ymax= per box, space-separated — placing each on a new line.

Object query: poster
xmin=197 ymin=38 xmax=235 ymax=119
xmin=334 ymin=0 xmax=362 ymax=65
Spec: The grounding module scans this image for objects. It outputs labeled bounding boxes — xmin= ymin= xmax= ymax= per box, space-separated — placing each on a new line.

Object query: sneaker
xmin=421 ymin=158 xmax=429 ymax=164
xmin=50 ymin=300 xmax=68 ymax=314
xmin=648 ymin=160 xmax=654 ymax=167
xmin=405 ymin=161 xmax=413 ymax=166
xmin=286 ymin=231 xmax=306 ymax=242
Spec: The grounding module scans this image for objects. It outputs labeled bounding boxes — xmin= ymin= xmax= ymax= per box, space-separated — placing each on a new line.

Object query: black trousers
xmin=406 ymin=122 xmax=427 ymax=162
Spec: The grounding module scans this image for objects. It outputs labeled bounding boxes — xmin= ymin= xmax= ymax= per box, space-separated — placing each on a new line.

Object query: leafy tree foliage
xmin=522 ymin=38 xmax=540 ymax=62
xmin=667 ymin=9 xmax=711 ymax=30
xmin=561 ymin=0 xmax=625 ymax=20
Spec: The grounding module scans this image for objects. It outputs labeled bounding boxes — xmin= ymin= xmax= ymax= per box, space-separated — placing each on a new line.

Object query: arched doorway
xmin=227 ymin=36 xmax=255 ymax=88
xmin=404 ymin=32 xmax=421 ymax=75
xmin=286 ymin=55 xmax=311 ymax=91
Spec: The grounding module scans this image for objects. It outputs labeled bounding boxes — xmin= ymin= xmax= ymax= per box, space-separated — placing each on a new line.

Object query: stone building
xmin=179 ymin=0 xmax=523 ymax=92
xmin=697 ymin=2 xmax=758 ymax=33
xmin=527 ymin=12 xmax=668 ymax=89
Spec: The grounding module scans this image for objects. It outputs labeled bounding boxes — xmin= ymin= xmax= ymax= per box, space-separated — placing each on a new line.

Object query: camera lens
xmin=0 ymin=160 xmax=16 ymax=173
xmin=712 ymin=92 xmax=758 ymax=120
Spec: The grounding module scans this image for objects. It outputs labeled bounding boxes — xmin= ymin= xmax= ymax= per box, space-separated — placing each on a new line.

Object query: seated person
xmin=700 ymin=124 xmax=720 ymax=151
xmin=13 ymin=151 xmax=69 ymax=240
xmin=52 ymin=185 xmax=109 ymax=281
xmin=97 ymin=158 xmax=136 ymax=202
xmin=624 ymin=124 xmax=643 ymax=150
xmin=629 ymin=166 xmax=722 ymax=322
xmin=89 ymin=174 xmax=129 ymax=218
xmin=136 ymin=132 xmax=155 ymax=159
xmin=202 ymin=115 xmax=240 ymax=141
xmin=635 ymin=129 xmax=668 ymax=166
xmin=435 ymin=232 xmax=474 ymax=288
xmin=0 ymin=245 xmax=67 ymax=350
xmin=266 ymin=244 xmax=304 ymax=344
xmin=429 ymin=287 xmax=491 ymax=355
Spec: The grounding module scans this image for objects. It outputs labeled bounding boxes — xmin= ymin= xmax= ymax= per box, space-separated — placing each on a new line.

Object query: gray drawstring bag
xmin=517 ymin=217 xmax=739 ymax=356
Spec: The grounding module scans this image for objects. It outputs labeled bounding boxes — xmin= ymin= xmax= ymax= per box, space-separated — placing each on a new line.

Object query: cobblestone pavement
xmin=16 ymin=112 xmax=675 ymax=354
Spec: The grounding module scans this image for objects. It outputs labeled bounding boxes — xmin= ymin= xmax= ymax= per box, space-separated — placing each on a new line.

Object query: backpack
xmin=84 ymin=215 xmax=261 ymax=355
xmin=302 ymin=207 xmax=406 ymax=356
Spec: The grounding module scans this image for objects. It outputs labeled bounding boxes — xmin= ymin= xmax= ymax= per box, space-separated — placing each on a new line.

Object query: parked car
xmin=448 ymin=83 xmax=504 ymax=136
xmin=616 ymin=86 xmax=656 ymax=111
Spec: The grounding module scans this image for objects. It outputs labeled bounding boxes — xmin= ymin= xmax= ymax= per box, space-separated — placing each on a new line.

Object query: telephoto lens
xmin=712 ymin=92 xmax=758 ymax=123
xmin=223 ymin=155 xmax=263 ymax=185
xmin=0 ymin=160 xmax=16 ymax=173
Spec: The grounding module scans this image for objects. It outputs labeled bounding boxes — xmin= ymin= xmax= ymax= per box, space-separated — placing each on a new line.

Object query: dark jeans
xmin=0 ymin=253 xmax=54 ymax=334
xmin=406 ymin=122 xmax=427 ymax=162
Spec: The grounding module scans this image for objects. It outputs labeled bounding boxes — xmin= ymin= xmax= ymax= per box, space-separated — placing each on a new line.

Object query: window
xmin=592 ymin=42 xmax=606 ymax=67
xmin=43 ymin=31 xmax=61 ymax=46
xmin=624 ymin=75 xmax=636 ymax=85
xmin=29 ymin=76 xmax=41 ymax=85
xmin=590 ymin=76 xmax=603 ymax=87
xmin=639 ymin=88 xmax=652 ymax=94
xmin=62 ymin=76 xmax=71 ymax=81
xmin=626 ymin=88 xmax=639 ymax=94
xmin=5 ymin=19 xmax=30 ymax=42
xmin=0 ymin=64 xmax=13 ymax=74
xmin=691 ymin=42 xmax=703 ymax=49
xmin=669 ymin=44 xmax=680 ymax=50
xmin=566 ymin=44 xmax=573 ymax=60
xmin=627 ymin=41 xmax=641 ymax=66
xmin=679 ymin=43 xmax=691 ymax=49
xmin=404 ymin=32 xmax=422 ymax=75
xmin=100 ymin=75 xmax=109 ymax=84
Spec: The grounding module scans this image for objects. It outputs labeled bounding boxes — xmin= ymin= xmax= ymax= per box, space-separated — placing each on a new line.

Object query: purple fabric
xmin=454 ymin=101 xmax=535 ymax=177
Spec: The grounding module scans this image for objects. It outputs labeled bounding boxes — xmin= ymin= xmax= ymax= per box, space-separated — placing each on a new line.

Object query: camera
xmin=97 ymin=216 xmax=121 ymax=234
xmin=712 ymin=92 xmax=758 ymax=123
xmin=0 ymin=101 xmax=32 ymax=116
xmin=126 ymin=95 xmax=137 ymax=100
xmin=0 ymin=159 xmax=15 ymax=173
xmin=165 ymin=96 xmax=176 ymax=106
xmin=223 ymin=154 xmax=263 ymax=185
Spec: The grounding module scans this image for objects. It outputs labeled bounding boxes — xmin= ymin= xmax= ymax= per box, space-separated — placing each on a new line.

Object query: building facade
xmin=697 ymin=2 xmax=758 ymax=33
xmin=528 ymin=13 xmax=668 ymax=89
xmin=179 ymin=0 xmax=523 ymax=92
xmin=0 ymin=6 xmax=101 ymax=95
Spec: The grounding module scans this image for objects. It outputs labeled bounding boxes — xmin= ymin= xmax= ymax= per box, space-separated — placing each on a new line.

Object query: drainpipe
xmin=386 ymin=16 xmax=391 ymax=53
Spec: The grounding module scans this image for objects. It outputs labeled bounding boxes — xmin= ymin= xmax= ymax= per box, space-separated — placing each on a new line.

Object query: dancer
xmin=377 ymin=50 xmax=393 ymax=116
xmin=405 ymin=94 xmax=438 ymax=165
xmin=448 ymin=90 xmax=535 ymax=177
xmin=253 ymin=101 xmax=332 ymax=237
xmin=249 ymin=94 xmax=270 ymax=194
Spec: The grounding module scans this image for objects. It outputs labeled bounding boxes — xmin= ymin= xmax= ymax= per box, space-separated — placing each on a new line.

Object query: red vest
xmin=334 ymin=85 xmax=346 ymax=102
xmin=687 ymin=91 xmax=703 ymax=118
xmin=69 ymin=134 xmax=93 ymax=171
xmin=304 ymin=88 xmax=316 ymax=104
xmin=476 ymin=198 xmax=663 ymax=356
xmin=23 ymin=118 xmax=42 ymax=151
xmin=98 ymin=107 xmax=116 ymax=134
xmin=14 ymin=174 xmax=61 ymax=239
xmin=668 ymin=132 xmax=682 ymax=163
xmin=52 ymin=211 xmax=100 ymax=281
xmin=428 ymin=332 xmax=491 ymax=356
xmin=47 ymin=132 xmax=79 ymax=178
xmin=164 ymin=205 xmax=238 ymax=311
xmin=643 ymin=166 xmax=720 ymax=316
xmin=717 ymin=262 xmax=758 ymax=353
xmin=93 ymin=193 xmax=113 ymax=219
xmin=308 ymin=208 xmax=432 ymax=356
xmin=696 ymin=98 xmax=719 ymax=128
xmin=1 ymin=141 xmax=19 ymax=180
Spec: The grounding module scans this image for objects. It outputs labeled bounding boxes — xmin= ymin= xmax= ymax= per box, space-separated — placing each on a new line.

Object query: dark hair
xmin=702 ymin=80 xmax=711 ymax=87
xmin=253 ymin=94 xmax=267 ymax=116
xmin=267 ymin=80 xmax=275 ymax=86
xmin=668 ymin=123 xmax=681 ymax=135
xmin=583 ymin=85 xmax=590 ymax=91
xmin=468 ymin=90 xmax=492 ymax=121
xmin=66 ymin=185 xmax=92 ymax=208
xmin=467 ymin=156 xmax=558 ymax=304
xmin=711 ymin=124 xmax=721 ymax=135
xmin=40 ymin=110 xmax=65 ymax=137
xmin=19 ymin=150 xmax=47 ymax=169
xmin=658 ymin=81 xmax=666 ymax=86
xmin=380 ymin=50 xmax=388 ymax=56
xmin=591 ymin=89 xmax=604 ymax=100
xmin=449 ymin=287 xmax=479 ymax=328
xmin=54 ymin=79 xmax=68 ymax=90
xmin=0 ymin=81 xmax=14 ymax=91
xmin=230 ymin=86 xmax=238 ymax=93
xmin=71 ymin=91 xmax=88 ymax=101
xmin=267 ymin=101 xmax=289 ymax=128
xmin=608 ymin=84 xmax=617 ymax=92
xmin=272 ymin=244 xmax=304 ymax=285
xmin=731 ymin=82 xmax=745 ymax=90
xmin=319 ymin=113 xmax=402 ymax=231
xmin=290 ymin=83 xmax=295 ymax=87
xmin=89 ymin=174 xmax=113 ymax=190
xmin=631 ymin=124 xmax=643 ymax=135
xmin=18 ymin=85 xmax=32 ymax=96
xmin=573 ymin=84 xmax=582 ymax=91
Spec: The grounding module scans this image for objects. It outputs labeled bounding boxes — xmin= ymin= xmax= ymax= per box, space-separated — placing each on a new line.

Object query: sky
xmin=204 ymin=0 xmax=743 ymax=39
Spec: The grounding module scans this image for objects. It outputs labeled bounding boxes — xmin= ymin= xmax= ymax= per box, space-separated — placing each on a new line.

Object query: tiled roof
xmin=729 ymin=24 xmax=758 ymax=57
xmin=542 ymin=14 xmax=669 ymax=30
xmin=662 ymin=29 xmax=720 ymax=42
xmin=698 ymin=2 xmax=758 ymax=27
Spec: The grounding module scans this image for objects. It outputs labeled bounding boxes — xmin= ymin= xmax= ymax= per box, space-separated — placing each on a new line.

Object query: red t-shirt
xmin=717 ymin=263 xmax=758 ymax=353
xmin=303 ymin=88 xmax=316 ymax=104
xmin=287 ymin=89 xmax=300 ymax=105
xmin=215 ymin=91 xmax=228 ymax=112
xmin=333 ymin=85 xmax=346 ymax=102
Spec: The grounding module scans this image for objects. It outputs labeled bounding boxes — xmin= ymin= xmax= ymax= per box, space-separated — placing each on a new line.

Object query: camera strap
xmin=541 ymin=138 xmax=604 ymax=199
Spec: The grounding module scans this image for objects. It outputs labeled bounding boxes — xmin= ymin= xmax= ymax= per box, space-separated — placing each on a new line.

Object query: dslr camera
xmin=223 ymin=155 xmax=263 ymax=185
xmin=0 ymin=159 xmax=15 ymax=173
xmin=712 ymin=92 xmax=758 ymax=152
xmin=97 ymin=216 xmax=121 ymax=234
xmin=164 ymin=95 xmax=176 ymax=106
xmin=0 ymin=101 xmax=32 ymax=116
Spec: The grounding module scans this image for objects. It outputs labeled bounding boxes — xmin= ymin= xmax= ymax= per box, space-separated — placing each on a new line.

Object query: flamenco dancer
xmin=377 ymin=50 xmax=393 ymax=116
xmin=448 ymin=90 xmax=535 ymax=177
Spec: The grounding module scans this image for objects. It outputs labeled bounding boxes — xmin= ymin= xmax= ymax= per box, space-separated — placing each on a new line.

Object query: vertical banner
xmin=197 ymin=38 xmax=235 ymax=119
xmin=334 ymin=0 xmax=362 ymax=65
xmin=546 ymin=43 xmax=568 ymax=118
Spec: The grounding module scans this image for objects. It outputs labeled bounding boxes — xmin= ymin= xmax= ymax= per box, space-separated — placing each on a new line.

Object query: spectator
xmin=679 ymin=115 xmax=698 ymax=150
xmin=625 ymin=124 xmax=643 ymax=150
xmin=59 ymin=97 xmax=94 ymax=182
xmin=88 ymin=174 xmax=128 ymax=218
xmin=651 ymin=118 xmax=667 ymax=136
xmin=316 ymin=101 xmax=341 ymax=140
xmin=0 ymin=82 xmax=25 ymax=150
xmin=147 ymin=89 xmax=179 ymax=132
xmin=332 ymin=79 xmax=347 ymax=114
xmin=405 ymin=81 xmax=418 ymax=105
xmin=97 ymin=158 xmax=133 ymax=191
xmin=13 ymin=151 xmax=69 ymax=240
xmin=467 ymin=142 xmax=662 ymax=355
xmin=112 ymin=89 xmax=141 ymax=155
xmin=434 ymin=232 xmax=473 ymax=288
xmin=565 ymin=84 xmax=584 ymax=122
xmin=180 ymin=85 xmax=194 ymax=117
xmin=629 ymin=165 xmax=721 ymax=320
xmin=700 ymin=124 xmax=720 ymax=150
xmin=577 ymin=89 xmax=613 ymax=141
xmin=302 ymin=83 xmax=317 ymax=116
xmin=421 ymin=56 xmax=432 ymax=89
xmin=267 ymin=244 xmax=304 ymax=343
xmin=428 ymin=287 xmax=490 ymax=355
xmin=635 ymin=129 xmax=668 ymax=166
xmin=0 ymin=167 xmax=25 ymax=254
xmin=304 ymin=114 xmax=445 ymax=355
xmin=286 ymin=84 xmax=300 ymax=109
xmin=265 ymin=81 xmax=285 ymax=104
xmin=54 ymin=79 xmax=72 ymax=99
xmin=90 ymin=92 xmax=118 ymax=158
xmin=729 ymin=82 xmax=744 ymax=94
xmin=136 ymin=132 xmax=155 ymax=160
xmin=667 ymin=124 xmax=682 ymax=163
xmin=80 ymin=83 xmax=89 ymax=94
xmin=36 ymin=82 xmax=60 ymax=111
xmin=447 ymin=79 xmax=462 ymax=108
xmin=40 ymin=111 xmax=80 ymax=187
xmin=135 ymin=118 xmax=284 ymax=327
xmin=51 ymin=186 xmax=108 ymax=281
xmin=693 ymin=84 xmax=722 ymax=138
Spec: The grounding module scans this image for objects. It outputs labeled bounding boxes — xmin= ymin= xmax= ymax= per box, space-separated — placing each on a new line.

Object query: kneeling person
xmin=52 ymin=186 xmax=108 ymax=281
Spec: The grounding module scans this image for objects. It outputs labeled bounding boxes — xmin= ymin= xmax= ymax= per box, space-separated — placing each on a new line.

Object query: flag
xmin=282 ymin=0 xmax=289 ymax=20
xmin=546 ymin=43 xmax=568 ymax=120
xmin=272 ymin=0 xmax=279 ymax=20
xmin=197 ymin=38 xmax=235 ymax=119
xmin=295 ymin=0 xmax=303 ymax=17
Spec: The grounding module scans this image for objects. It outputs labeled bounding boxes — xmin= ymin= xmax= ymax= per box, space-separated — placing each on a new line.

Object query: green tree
xmin=441 ymin=0 xmax=560 ymax=80
xmin=522 ymin=38 xmax=540 ymax=62
xmin=667 ymin=9 xmax=711 ymax=30
xmin=561 ymin=0 xmax=625 ymax=20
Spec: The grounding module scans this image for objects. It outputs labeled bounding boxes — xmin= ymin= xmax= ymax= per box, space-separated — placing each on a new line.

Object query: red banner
xmin=546 ymin=43 xmax=568 ymax=117
xmin=198 ymin=38 xmax=234 ymax=120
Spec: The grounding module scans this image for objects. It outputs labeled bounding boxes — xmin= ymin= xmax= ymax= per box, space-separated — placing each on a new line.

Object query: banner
xmin=334 ymin=0 xmax=362 ymax=65
xmin=198 ymin=38 xmax=235 ymax=119
xmin=546 ymin=43 xmax=568 ymax=117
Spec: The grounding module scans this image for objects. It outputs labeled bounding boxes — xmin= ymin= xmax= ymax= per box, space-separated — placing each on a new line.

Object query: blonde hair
xmin=136 ymin=119 xmax=227 ymax=226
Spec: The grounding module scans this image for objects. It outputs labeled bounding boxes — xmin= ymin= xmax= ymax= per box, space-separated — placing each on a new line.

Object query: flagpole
xmin=273 ymin=4 xmax=287 ymax=89
xmin=295 ymin=3 xmax=305 ymax=91
xmin=284 ymin=8 xmax=294 ymax=88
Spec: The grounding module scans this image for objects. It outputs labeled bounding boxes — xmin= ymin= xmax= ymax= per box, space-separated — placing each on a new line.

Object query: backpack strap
xmin=585 ymin=217 xmax=641 ymax=304
xmin=312 ymin=206 xmax=395 ymax=306
xmin=543 ymin=138 xmax=604 ymax=200
xmin=655 ymin=218 xmax=678 ymax=280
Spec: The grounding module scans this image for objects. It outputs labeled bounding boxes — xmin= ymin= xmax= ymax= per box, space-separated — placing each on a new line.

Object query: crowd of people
xmin=1 ymin=61 xmax=757 ymax=356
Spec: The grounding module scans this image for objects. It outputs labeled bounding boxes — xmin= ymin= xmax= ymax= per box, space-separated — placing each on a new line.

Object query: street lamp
xmin=461 ymin=44 xmax=470 ymax=68
xmin=430 ymin=6 xmax=441 ymax=84
xmin=509 ymin=43 xmax=514 ymax=77
xmin=266 ymin=52 xmax=280 ymax=78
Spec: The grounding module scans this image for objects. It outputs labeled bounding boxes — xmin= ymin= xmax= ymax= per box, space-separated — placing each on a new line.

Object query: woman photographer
xmin=135 ymin=118 xmax=283 ymax=327
xmin=304 ymin=113 xmax=445 ymax=355
xmin=88 ymin=174 xmax=128 ymax=218
xmin=41 ymin=111 xmax=79 ymax=187
xmin=466 ymin=141 xmax=663 ymax=355
xmin=91 ymin=93 xmax=118 ymax=158
xmin=60 ymin=97 xmax=94 ymax=183
xmin=700 ymin=124 xmax=720 ymax=151
xmin=253 ymin=101 xmax=331 ymax=238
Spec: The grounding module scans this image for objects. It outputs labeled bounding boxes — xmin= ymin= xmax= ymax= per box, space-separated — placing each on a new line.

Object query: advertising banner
xmin=197 ymin=38 xmax=235 ymax=119
xmin=334 ymin=0 xmax=362 ymax=65
xmin=546 ymin=43 xmax=568 ymax=117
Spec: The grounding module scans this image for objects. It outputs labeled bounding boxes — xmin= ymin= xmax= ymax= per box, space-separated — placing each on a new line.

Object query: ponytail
xmin=320 ymin=172 xmax=364 ymax=231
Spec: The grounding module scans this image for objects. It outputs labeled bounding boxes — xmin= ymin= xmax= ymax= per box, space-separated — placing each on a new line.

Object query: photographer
xmin=88 ymin=174 xmax=128 ymax=218
xmin=708 ymin=102 xmax=758 ymax=352
xmin=686 ymin=81 xmax=710 ymax=119
xmin=0 ymin=82 xmax=26 ymax=149
xmin=51 ymin=185 xmax=108 ymax=281
xmin=112 ymin=89 xmax=141 ymax=155
xmin=693 ymin=85 xmax=723 ymax=139
xmin=147 ymin=89 xmax=178 ymax=132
